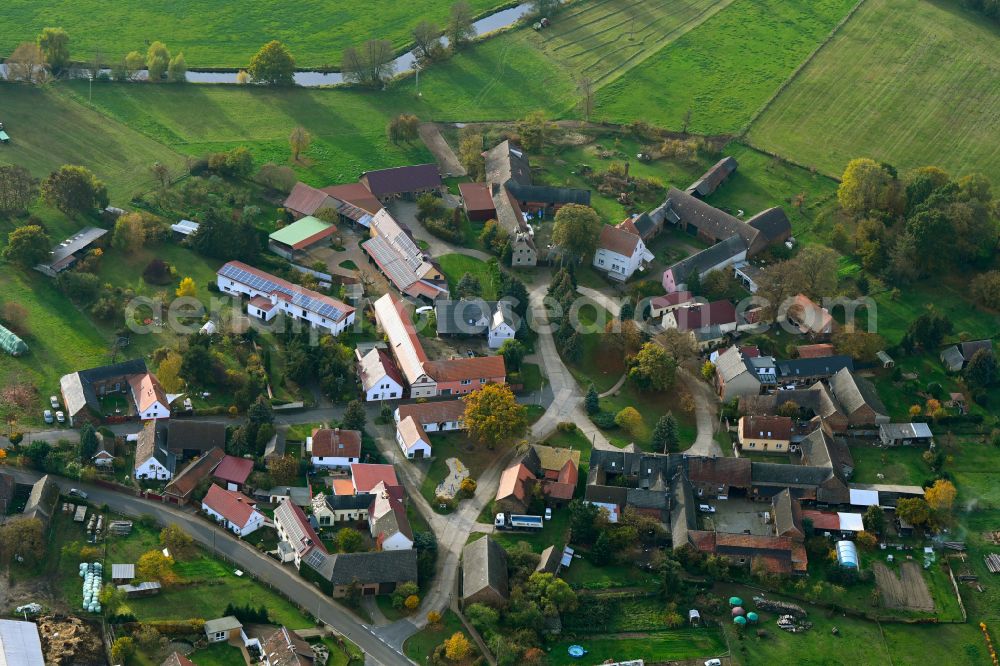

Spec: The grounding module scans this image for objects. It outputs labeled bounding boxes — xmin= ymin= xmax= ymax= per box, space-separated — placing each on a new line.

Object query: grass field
xmin=403 ymin=609 xmax=477 ymax=663
xmin=0 ymin=84 xmax=188 ymax=201
xmin=747 ymin=0 xmax=1000 ymax=183
xmin=547 ymin=629 xmax=726 ymax=665
xmin=0 ymin=0 xmax=505 ymax=68
xmin=189 ymin=643 xmax=245 ymax=666
xmin=436 ymin=254 xmax=499 ymax=300
xmin=521 ymin=0 xmax=735 ymax=86
xmin=594 ymin=0 xmax=857 ymax=133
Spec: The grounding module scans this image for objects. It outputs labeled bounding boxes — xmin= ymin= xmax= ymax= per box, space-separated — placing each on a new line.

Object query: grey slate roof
xmin=746 ymin=207 xmax=792 ymax=242
xmin=361 ymin=164 xmax=441 ymax=197
xmin=536 ymin=545 xmax=561 ymax=574
xmin=777 ymin=356 xmax=854 ymax=380
xmin=751 ymin=462 xmax=833 ymax=488
xmin=485 ymin=140 xmax=532 ymax=187
xmin=23 ymin=475 xmax=59 ymax=527
xmin=670 ymin=471 xmax=697 ymax=549
xmin=507 ymin=183 xmax=591 ymax=206
xmin=772 ymin=488 xmax=802 ymax=537
xmin=666 ymin=234 xmax=747 ymax=283
xmin=325 ymin=492 xmax=375 ymax=512
xmin=462 ymin=536 xmax=509 ymax=601
xmin=264 ymin=426 xmax=288 ymax=460
xmin=167 ymin=420 xmax=227 ymax=454
xmin=204 ymin=616 xmax=242 ymax=635
xmin=828 ymin=368 xmax=887 ymax=416
xmin=686 ymin=156 xmax=738 ymax=197
xmin=663 ymin=187 xmax=759 ymax=248
xmin=436 ymin=299 xmax=493 ymax=335
xmin=312 ymin=549 xmax=419 ymax=586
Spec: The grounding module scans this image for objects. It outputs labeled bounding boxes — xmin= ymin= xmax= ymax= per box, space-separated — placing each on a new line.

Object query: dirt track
xmin=873 ymin=561 xmax=934 ymax=612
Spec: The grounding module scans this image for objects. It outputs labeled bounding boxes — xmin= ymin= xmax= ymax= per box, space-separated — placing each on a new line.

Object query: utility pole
xmin=415 ymin=61 xmax=421 ymax=97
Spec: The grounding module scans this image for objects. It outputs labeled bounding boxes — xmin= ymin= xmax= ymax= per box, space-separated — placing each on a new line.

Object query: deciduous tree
xmin=627 ymin=342 xmax=676 ymax=391
xmin=0 ymin=517 xmax=45 ymax=564
xmin=448 ymin=2 xmax=476 ymax=49
xmin=4 ymin=42 xmax=49 ymax=84
xmin=156 ymin=351 xmax=183 ymax=392
xmin=342 ymin=39 xmax=396 ymax=87
xmin=499 ymin=339 xmax=525 ymax=372
xmin=895 ymin=497 xmax=930 ymax=526
xmin=289 ymin=126 xmax=312 ymax=161
xmin=175 ymin=277 xmax=197 ymax=298
xmin=412 ymin=21 xmax=442 ymax=60
xmin=444 ymin=632 xmax=472 ymax=661
xmin=160 ymin=524 xmax=195 ymax=560
xmin=0 ymin=165 xmax=39 ymax=215
xmin=552 ymin=204 xmax=601 ymax=262
xmin=123 ymin=51 xmax=145 ymax=80
xmin=517 ymin=110 xmax=552 ymax=152
xmin=604 ymin=319 xmax=644 ymax=358
xmin=964 ymin=349 xmax=999 ymax=389
xmin=832 ymin=327 xmax=885 ymax=363
xmin=167 ymin=52 xmax=187 ymax=82
xmin=837 ymin=158 xmax=902 ymax=217
xmin=3 ymin=225 xmax=50 ymax=268
xmin=249 ymin=40 xmax=296 ymax=85
xmin=37 ymin=27 xmax=70 ymax=74
xmin=42 ymin=165 xmax=109 ymax=217
xmin=136 ymin=549 xmax=177 ymax=584
xmin=146 ymin=41 xmax=171 ymax=80
xmin=268 ymin=454 xmax=299 ymax=486
xmin=387 ymin=114 xmax=420 ymax=144
xmin=342 ymin=399 xmax=366 ymax=431
xmin=335 ymin=527 xmax=365 ymax=553
xmin=925 ymin=479 xmax=956 ymax=514
xmin=463 ymin=384 xmax=527 ymax=449
xmin=458 ymin=130 xmax=485 ymax=180
xmin=614 ymin=406 xmax=642 ymax=435
xmin=112 ymin=212 xmax=148 ymax=251
xmin=111 ymin=637 xmax=135 ymax=664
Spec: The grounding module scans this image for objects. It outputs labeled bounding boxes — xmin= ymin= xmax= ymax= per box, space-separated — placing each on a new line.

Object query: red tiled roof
xmin=332 ymin=478 xmax=356 ymax=496
xmin=617 ymin=217 xmax=640 ymax=235
xmin=598 ymin=224 xmax=641 ymax=256
xmin=424 ymin=355 xmax=506 ymax=383
xmin=162 ymin=652 xmax=197 ymax=666
xmin=740 ymin=345 xmax=761 ymax=358
xmin=396 ymin=400 xmax=466 ymax=425
xmin=214 ymin=455 xmax=254 ymax=484
xmin=715 ymin=533 xmax=794 ymax=551
xmin=249 ymin=296 xmax=276 ymax=311
xmin=311 ymin=428 xmax=362 ymax=458
xmin=797 ymin=343 xmax=835 ymax=359
xmin=203 ymin=483 xmax=261 ymax=528
xmin=672 ymin=300 xmax=737 ymax=330
xmin=322 ymin=182 xmax=384 ymax=215
xmin=129 ymin=372 xmax=168 ymax=412
xmin=459 ymin=182 xmax=497 ymax=213
xmin=741 ymin=415 xmax=793 ymax=441
xmin=801 ymin=509 xmax=840 ymax=531
xmin=496 ymin=463 xmax=534 ymax=503
xmin=351 ymin=463 xmax=398 ymax=493
xmin=650 ymin=291 xmax=694 ymax=310
xmin=164 ymin=448 xmax=226 ymax=499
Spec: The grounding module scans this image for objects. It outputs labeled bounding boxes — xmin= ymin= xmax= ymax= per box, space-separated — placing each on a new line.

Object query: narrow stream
xmin=0 ymin=3 xmax=535 ymax=88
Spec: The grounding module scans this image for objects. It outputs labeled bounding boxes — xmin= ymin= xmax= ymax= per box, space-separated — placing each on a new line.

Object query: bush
xmin=592 ymin=411 xmax=617 ymax=429
xmin=556 ymin=422 xmax=577 ymax=433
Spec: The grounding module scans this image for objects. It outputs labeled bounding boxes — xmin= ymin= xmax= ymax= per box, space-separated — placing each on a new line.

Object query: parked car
xmin=68 ymin=488 xmax=88 ymax=499
xmin=49 ymin=395 xmax=60 ymax=409
xmin=43 ymin=409 xmax=53 ymax=424
xmin=545 ymin=507 xmax=552 ymax=520
xmin=56 ymin=410 xmax=66 ymax=424
xmin=698 ymin=504 xmax=716 ymax=513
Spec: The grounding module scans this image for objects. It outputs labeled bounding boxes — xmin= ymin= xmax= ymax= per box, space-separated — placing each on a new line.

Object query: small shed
xmin=117 ymin=581 xmax=161 ymax=598
xmin=112 ymin=563 xmax=135 ymax=583
xmin=204 ymin=616 xmax=243 ymax=643
xmin=688 ymin=609 xmax=701 ymax=626
xmin=876 ymin=350 xmax=894 ymax=368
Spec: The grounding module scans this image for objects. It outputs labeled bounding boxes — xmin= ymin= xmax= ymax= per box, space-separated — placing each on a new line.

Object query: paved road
xmin=0 ymin=467 xmax=412 ymax=666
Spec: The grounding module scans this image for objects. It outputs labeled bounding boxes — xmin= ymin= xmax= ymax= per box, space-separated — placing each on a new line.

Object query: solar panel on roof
xmin=304 ymin=549 xmax=326 ymax=569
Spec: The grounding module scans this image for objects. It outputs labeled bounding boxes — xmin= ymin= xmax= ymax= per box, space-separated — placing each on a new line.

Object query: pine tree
xmin=591 ymin=531 xmax=612 ymax=566
xmin=78 ymin=422 xmax=99 ymax=461
xmin=585 ymin=384 xmax=600 ymax=415
xmin=342 ymin=400 xmax=366 ymax=431
xmin=652 ymin=412 xmax=680 ymax=453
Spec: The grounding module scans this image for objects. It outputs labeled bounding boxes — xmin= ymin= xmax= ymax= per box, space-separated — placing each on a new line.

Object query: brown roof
xmin=397 ymin=399 xmax=466 ymax=425
xmin=284 ymin=182 xmax=336 ymax=216
xmin=687 ymin=457 xmax=751 ymax=487
xmin=311 ymin=428 xmax=362 ymax=458
xmin=424 ymin=355 xmax=506 ymax=383
xmin=459 ymin=182 xmax=497 ymax=213
xmin=650 ymin=291 xmax=694 ymax=310
xmin=129 ymin=372 xmax=168 ymax=412
xmin=351 ymin=463 xmax=398 ymax=493
xmin=164 ymin=447 xmax=225 ymax=499
xmin=213 ymin=455 xmax=254 ymax=484
xmin=496 ymin=463 xmax=534 ymax=503
xmin=741 ymin=415 xmax=793 ymax=441
xmin=202 ymin=483 xmax=261 ymax=528
xmin=161 ymin=653 xmax=196 ymax=666
xmin=672 ymin=300 xmax=737 ymax=330
xmin=260 ymin=626 xmax=313 ymax=666
xmin=361 ymin=164 xmax=441 ymax=197
xmin=322 ymin=182 xmax=384 ymax=215
xmin=598 ymin=224 xmax=641 ymax=256
xmin=796 ymin=343 xmax=835 ymax=359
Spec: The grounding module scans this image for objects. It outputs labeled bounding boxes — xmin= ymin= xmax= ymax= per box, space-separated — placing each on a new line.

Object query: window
xmin=748 ymin=442 xmax=755 ymax=448
xmin=390 ymin=392 xmax=397 ymax=398
xmin=460 ymin=379 xmax=471 ymax=385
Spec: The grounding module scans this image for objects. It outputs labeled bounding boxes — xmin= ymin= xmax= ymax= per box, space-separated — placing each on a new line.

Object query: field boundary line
xmin=738 ymin=0 xmax=870 ymax=137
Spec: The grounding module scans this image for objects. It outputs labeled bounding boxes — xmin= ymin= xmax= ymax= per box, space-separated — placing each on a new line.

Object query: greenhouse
xmin=0 ymin=324 xmax=28 ymax=356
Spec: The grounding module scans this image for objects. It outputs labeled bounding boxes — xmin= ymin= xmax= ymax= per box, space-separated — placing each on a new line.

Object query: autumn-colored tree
xmin=146 ymin=41 xmax=171 ymax=80
xmin=168 ymin=53 xmax=187 ymax=82
xmin=3 ymin=225 xmax=51 ymax=268
xmin=627 ymin=342 xmax=677 ymax=391
xmin=700 ymin=361 xmax=715 ymax=381
xmin=837 ymin=158 xmax=902 ymax=217
xmin=111 ymin=637 xmax=135 ymax=663
xmin=160 ymin=524 xmax=195 ymax=560
xmin=458 ymin=130 xmax=485 ymax=180
xmin=427 ymin=610 xmax=442 ymax=625
xmin=269 ymin=454 xmax=300 ymax=486
xmin=615 ymin=406 xmax=642 ymax=436
xmin=248 ymin=40 xmax=295 ymax=85
xmin=157 ymin=351 xmax=184 ymax=393
xmin=112 ymin=212 xmax=148 ymax=251
xmin=0 ymin=517 xmax=44 ymax=564
xmin=855 ymin=531 xmax=878 ymax=550
xmin=42 ymin=165 xmax=109 ymax=217
xmin=37 ymin=27 xmax=70 ymax=74
xmin=895 ymin=497 xmax=930 ymax=526
xmin=236 ymin=70 xmax=250 ymax=84
xmin=604 ymin=318 xmax=644 ymax=358
xmin=0 ymin=165 xmax=40 ymax=216
xmin=136 ymin=549 xmax=177 ymax=585
xmin=552 ymin=204 xmax=602 ymax=262
xmin=443 ymin=632 xmax=472 ymax=661
xmin=908 ymin=405 xmax=922 ymax=418
xmin=517 ymin=110 xmax=552 ymax=152
xmin=463 ymin=384 xmax=527 ymax=449
xmin=176 ymin=277 xmax=197 ymax=298
xmin=404 ymin=594 xmax=420 ymax=610
xmin=4 ymin=42 xmax=49 ymax=84
xmin=832 ymin=327 xmax=885 ymax=363
xmin=925 ymin=479 xmax=956 ymax=513
xmin=289 ymin=126 xmax=312 ymax=161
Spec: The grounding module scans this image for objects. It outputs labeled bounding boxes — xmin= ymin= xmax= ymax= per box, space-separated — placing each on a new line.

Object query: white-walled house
xmin=216 ymin=261 xmax=356 ymax=336
xmin=307 ymin=428 xmax=362 ymax=470
xmin=201 ymin=484 xmax=265 ymax=537
xmin=395 ymin=416 xmax=432 ymax=459
xmin=394 ymin=400 xmax=466 ymax=433
xmin=356 ymin=347 xmax=405 ymax=402
xmin=129 ymin=372 xmax=171 ymax=421
xmin=435 ymin=299 xmax=518 ymax=349
xmin=368 ymin=482 xmax=413 ymax=551
xmin=593 ymin=223 xmax=654 ymax=281
xmin=133 ymin=422 xmax=175 ymax=481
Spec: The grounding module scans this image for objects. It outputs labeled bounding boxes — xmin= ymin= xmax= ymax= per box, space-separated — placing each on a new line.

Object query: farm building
xmin=283 ymin=182 xmax=341 ymax=219
xmin=435 ymin=299 xmax=518 ymax=348
xmin=462 ymin=536 xmax=509 ymax=607
xmin=879 ymin=422 xmax=933 ymax=447
xmin=686 ymin=156 xmax=738 ymax=198
xmin=360 ymin=164 xmax=442 ymax=201
xmin=363 ymin=209 xmax=449 ymax=300
xmin=59 ymin=359 xmax=171 ymax=426
xmin=458 ymin=182 xmax=496 ymax=221
xmin=163 ymin=447 xmax=226 ymax=505
xmin=310 ymin=549 xmax=419 ymax=597
xmin=0 ymin=618 xmax=45 ymax=665
xmin=111 ymin=563 xmax=135 ymax=583
xmin=593 ymin=222 xmax=654 ymax=281
xmin=268 ymin=215 xmax=337 ymax=260
xmin=34 ymin=227 xmax=108 ymax=277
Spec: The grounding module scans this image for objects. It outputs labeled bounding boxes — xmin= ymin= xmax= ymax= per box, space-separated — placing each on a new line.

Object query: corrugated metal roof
xmin=0 ymin=619 xmax=44 ymax=666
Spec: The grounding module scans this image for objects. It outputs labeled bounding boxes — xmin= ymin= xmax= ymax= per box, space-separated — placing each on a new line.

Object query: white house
xmin=395 ymin=416 xmax=432 ymax=459
xmin=356 ymin=347 xmax=405 ymax=402
xmin=128 ymin=372 xmax=171 ymax=421
xmin=216 ymin=260 xmax=356 ymax=336
xmin=201 ymin=484 xmax=265 ymax=537
xmin=395 ymin=400 xmax=465 ymax=433
xmin=435 ymin=299 xmax=518 ymax=349
xmin=368 ymin=482 xmax=413 ymax=551
xmin=133 ymin=422 xmax=175 ymax=481
xmin=592 ymin=223 xmax=653 ymax=281
xmin=307 ymin=428 xmax=362 ymax=470
xmin=488 ymin=302 xmax=517 ymax=348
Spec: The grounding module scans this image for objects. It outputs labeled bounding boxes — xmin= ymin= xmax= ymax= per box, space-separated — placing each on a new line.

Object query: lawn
xmin=188 ymin=643 xmax=245 ymax=666
xmin=546 ymin=629 xmax=726 ymax=666
xmin=848 ymin=444 xmax=929 ymax=487
xmin=418 ymin=431 xmax=507 ymax=512
xmin=747 ymin=0 xmax=1000 ymax=184
xmin=560 ymin=558 xmax=658 ymax=591
xmin=436 ymin=253 xmax=499 ymax=300
xmin=564 ymin=300 xmax=623 ymax=393
xmin=868 ymin=279 xmax=1000 ymax=347
xmin=593 ymin=0 xmax=858 ymax=134
xmin=0 ymin=84 xmax=188 ymax=201
xmin=0 ymin=0 xmax=507 ymax=68
xmin=403 ymin=609 xmax=477 ymax=664
xmin=520 ymin=0 xmax=735 ymax=87
xmin=596 ymin=381 xmax=698 ymax=451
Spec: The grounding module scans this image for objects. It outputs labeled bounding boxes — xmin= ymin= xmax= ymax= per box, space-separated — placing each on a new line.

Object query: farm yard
xmin=747 ymin=0 xmax=1000 ymax=183
xmin=0 ymin=0 xmax=506 ymax=68
xmin=521 ymin=0 xmax=737 ymax=86
xmin=593 ymin=0 xmax=858 ymax=133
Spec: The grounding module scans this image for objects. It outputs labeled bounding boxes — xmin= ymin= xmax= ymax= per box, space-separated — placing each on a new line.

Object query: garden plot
xmin=872 ymin=561 xmax=934 ymax=613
